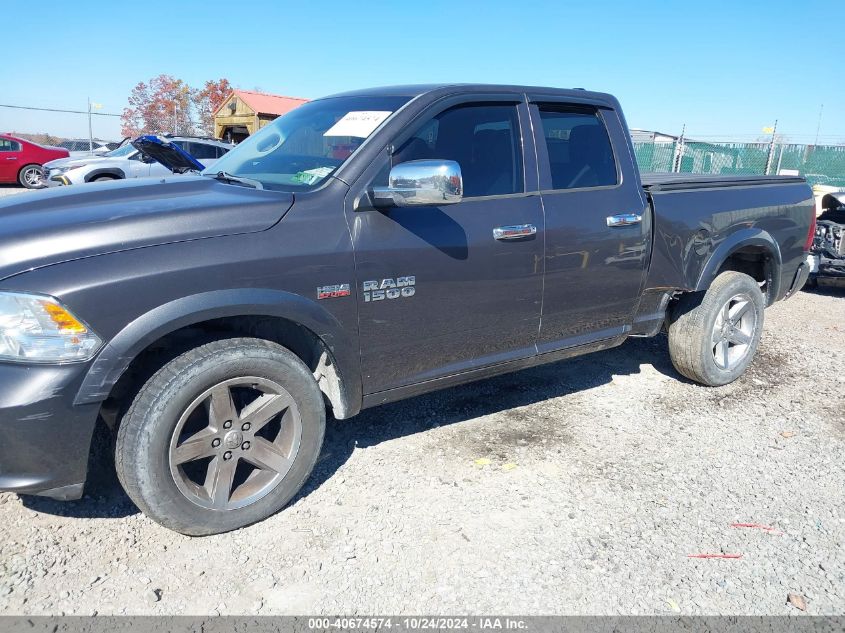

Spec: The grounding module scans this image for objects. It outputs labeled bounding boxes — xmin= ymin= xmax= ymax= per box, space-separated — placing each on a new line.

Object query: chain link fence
xmin=632 ymin=140 xmax=845 ymax=188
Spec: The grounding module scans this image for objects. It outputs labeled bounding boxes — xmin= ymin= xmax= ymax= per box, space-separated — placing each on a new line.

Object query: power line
xmin=0 ymin=103 xmax=121 ymax=117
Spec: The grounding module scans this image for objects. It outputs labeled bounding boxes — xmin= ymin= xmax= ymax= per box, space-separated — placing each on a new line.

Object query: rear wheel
xmin=668 ymin=271 xmax=765 ymax=386
xmin=18 ymin=164 xmax=42 ymax=188
xmin=115 ymin=338 xmax=325 ymax=535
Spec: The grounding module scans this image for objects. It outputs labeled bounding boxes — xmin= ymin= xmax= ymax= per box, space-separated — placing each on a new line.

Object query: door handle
xmin=5 ymin=157 xmax=18 ymax=161
xmin=606 ymin=213 xmax=642 ymax=227
xmin=493 ymin=224 xmax=537 ymax=240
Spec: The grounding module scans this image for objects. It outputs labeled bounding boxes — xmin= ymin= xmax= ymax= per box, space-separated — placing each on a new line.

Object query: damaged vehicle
xmin=0 ymin=84 xmax=816 ymax=535
xmin=40 ymin=135 xmax=232 ymax=187
xmin=808 ymin=190 xmax=845 ymax=287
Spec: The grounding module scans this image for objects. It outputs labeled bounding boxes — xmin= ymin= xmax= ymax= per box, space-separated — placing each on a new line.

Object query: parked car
xmin=0 ymin=84 xmax=815 ymax=535
xmin=57 ymin=139 xmax=113 ymax=157
xmin=41 ymin=135 xmax=233 ymax=186
xmin=0 ymin=134 xmax=69 ymax=188
xmin=807 ymin=190 xmax=845 ymax=286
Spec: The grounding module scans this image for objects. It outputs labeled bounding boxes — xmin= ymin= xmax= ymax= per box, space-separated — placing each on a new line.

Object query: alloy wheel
xmin=168 ymin=376 xmax=302 ymax=511
xmin=711 ymin=293 xmax=757 ymax=370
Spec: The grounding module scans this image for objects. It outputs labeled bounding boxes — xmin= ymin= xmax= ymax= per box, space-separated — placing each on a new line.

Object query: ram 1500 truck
xmin=0 ymin=84 xmax=815 ymax=535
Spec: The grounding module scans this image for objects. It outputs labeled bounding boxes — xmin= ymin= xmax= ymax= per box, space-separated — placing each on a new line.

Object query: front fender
xmin=74 ymin=288 xmax=362 ymax=415
xmin=83 ymin=167 xmax=126 ymax=182
xmin=694 ymin=227 xmax=782 ymax=295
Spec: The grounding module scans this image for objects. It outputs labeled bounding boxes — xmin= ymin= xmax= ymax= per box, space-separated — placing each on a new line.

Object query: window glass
xmin=187 ymin=142 xmax=219 ymax=160
xmin=0 ymin=139 xmax=21 ymax=152
xmin=394 ymin=103 xmax=523 ymax=197
xmin=216 ymin=146 xmax=230 ymax=158
xmin=206 ymin=95 xmax=410 ymax=191
xmin=537 ymin=107 xmax=617 ymax=190
xmin=105 ymin=144 xmax=136 ymax=158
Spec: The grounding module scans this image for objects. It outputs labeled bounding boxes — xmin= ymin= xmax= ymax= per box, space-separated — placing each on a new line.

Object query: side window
xmin=216 ymin=146 xmax=230 ymax=158
xmin=0 ymin=139 xmax=21 ymax=152
xmin=187 ymin=142 xmax=219 ymax=160
xmin=537 ymin=106 xmax=617 ymax=190
xmin=394 ymin=103 xmax=523 ymax=198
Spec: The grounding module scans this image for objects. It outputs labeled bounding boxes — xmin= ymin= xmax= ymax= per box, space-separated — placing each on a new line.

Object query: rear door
xmin=528 ymin=98 xmax=651 ymax=351
xmin=0 ymin=138 xmax=22 ymax=183
xmin=347 ymin=97 xmax=544 ymax=394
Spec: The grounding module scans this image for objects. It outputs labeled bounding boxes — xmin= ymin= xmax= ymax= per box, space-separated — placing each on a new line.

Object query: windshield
xmin=204 ymin=95 xmax=410 ymax=191
xmin=105 ymin=144 xmax=137 ymax=158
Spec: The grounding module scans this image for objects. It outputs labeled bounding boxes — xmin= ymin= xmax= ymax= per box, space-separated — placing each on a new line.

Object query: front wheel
xmin=115 ymin=338 xmax=326 ymax=535
xmin=18 ymin=164 xmax=43 ymax=188
xmin=668 ymin=271 xmax=765 ymax=386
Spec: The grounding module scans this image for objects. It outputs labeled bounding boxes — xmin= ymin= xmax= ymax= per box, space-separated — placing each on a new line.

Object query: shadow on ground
xmin=22 ymin=334 xmax=677 ymax=521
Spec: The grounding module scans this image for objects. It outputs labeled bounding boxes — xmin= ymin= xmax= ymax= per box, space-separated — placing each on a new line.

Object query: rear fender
xmin=695 ymin=227 xmax=782 ymax=297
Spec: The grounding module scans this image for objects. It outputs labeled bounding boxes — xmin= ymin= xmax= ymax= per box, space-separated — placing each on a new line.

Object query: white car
xmin=41 ymin=136 xmax=233 ymax=187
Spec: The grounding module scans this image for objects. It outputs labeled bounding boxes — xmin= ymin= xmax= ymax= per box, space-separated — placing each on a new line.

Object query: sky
xmin=2 ymin=0 xmax=844 ymax=144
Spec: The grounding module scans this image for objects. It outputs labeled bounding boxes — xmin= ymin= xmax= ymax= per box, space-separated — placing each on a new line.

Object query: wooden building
xmin=214 ymin=90 xmax=308 ymax=142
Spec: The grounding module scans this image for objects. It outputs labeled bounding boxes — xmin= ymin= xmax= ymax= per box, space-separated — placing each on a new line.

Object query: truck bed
xmin=641 ymin=171 xmax=814 ymax=309
xmin=641 ymin=172 xmax=806 ymax=191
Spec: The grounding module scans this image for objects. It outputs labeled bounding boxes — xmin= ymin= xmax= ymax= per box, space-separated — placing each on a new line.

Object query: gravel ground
xmin=0 ymin=185 xmax=31 ymax=199
xmin=0 ymin=185 xmax=842 ymax=615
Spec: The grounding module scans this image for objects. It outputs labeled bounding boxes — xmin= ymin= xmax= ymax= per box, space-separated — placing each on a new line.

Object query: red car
xmin=0 ymin=134 xmax=69 ymax=188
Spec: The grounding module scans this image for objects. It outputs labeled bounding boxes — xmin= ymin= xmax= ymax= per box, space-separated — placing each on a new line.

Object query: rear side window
xmin=537 ymin=107 xmax=617 ymax=190
xmin=0 ymin=139 xmax=21 ymax=152
xmin=394 ymin=103 xmax=523 ymax=198
xmin=185 ymin=142 xmax=218 ymax=160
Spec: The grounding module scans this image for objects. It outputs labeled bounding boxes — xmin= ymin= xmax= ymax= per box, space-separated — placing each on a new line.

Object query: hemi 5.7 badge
xmin=317 ymin=284 xmax=351 ymax=300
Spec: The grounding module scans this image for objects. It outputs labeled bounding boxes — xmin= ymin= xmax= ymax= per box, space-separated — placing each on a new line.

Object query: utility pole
xmin=673 ymin=123 xmax=686 ymax=173
xmin=765 ymin=119 xmax=778 ymax=175
xmin=814 ymin=104 xmax=824 ymax=146
xmin=87 ymin=97 xmax=94 ymax=154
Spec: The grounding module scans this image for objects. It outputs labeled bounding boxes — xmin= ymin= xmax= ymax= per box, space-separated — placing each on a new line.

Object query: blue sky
xmin=2 ymin=0 xmax=843 ymax=144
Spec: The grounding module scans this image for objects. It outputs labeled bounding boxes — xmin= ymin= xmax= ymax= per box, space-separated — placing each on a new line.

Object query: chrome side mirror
xmin=373 ymin=159 xmax=463 ymax=207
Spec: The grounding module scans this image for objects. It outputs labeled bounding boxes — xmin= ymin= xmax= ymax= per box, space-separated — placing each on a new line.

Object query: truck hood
xmin=132 ymin=135 xmax=205 ymax=173
xmin=0 ymin=175 xmax=293 ymax=281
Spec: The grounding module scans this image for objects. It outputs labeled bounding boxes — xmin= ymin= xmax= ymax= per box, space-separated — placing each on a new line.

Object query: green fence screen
xmin=632 ymin=140 xmax=845 ymax=188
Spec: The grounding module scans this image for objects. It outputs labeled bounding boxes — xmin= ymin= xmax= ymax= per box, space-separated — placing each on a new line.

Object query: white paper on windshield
xmin=323 ymin=111 xmax=392 ymax=138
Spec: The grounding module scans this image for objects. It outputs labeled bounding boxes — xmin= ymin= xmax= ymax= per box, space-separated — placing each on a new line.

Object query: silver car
xmin=41 ymin=136 xmax=233 ymax=187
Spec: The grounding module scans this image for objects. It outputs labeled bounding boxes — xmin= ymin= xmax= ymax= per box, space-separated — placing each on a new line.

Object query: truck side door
xmin=347 ymin=98 xmax=544 ymax=395
xmin=528 ymin=99 xmax=651 ymax=351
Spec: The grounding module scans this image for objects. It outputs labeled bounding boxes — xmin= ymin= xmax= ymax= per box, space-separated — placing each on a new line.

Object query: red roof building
xmin=214 ymin=90 xmax=308 ymax=142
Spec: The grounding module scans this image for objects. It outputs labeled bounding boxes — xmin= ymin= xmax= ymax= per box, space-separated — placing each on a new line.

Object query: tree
xmin=121 ymin=74 xmax=194 ymax=137
xmin=192 ymin=78 xmax=232 ymax=137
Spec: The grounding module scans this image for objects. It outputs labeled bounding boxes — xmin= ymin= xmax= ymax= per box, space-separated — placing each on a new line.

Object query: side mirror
xmin=373 ymin=159 xmax=463 ymax=207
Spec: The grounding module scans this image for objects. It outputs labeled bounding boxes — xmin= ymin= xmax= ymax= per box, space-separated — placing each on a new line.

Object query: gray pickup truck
xmin=0 ymin=84 xmax=815 ymax=535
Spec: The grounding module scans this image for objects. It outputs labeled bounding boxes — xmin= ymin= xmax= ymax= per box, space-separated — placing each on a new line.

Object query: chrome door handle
xmin=493 ymin=224 xmax=537 ymax=240
xmin=606 ymin=213 xmax=642 ymax=227
xmin=6 ymin=157 xmax=18 ymax=160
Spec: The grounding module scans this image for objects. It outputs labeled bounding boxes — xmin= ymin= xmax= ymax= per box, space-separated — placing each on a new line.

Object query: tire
xmin=115 ymin=338 xmax=325 ymax=535
xmin=668 ymin=271 xmax=765 ymax=386
xmin=91 ymin=175 xmax=118 ymax=182
xmin=18 ymin=164 xmax=43 ymax=188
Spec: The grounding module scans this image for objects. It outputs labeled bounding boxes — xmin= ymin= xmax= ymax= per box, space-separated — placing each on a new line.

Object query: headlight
xmin=0 ymin=292 xmax=102 ymax=363
xmin=52 ymin=165 xmax=77 ymax=175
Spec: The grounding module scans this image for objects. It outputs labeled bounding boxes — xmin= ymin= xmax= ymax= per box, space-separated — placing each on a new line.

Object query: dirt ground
xmin=0 ymin=280 xmax=842 ymax=616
